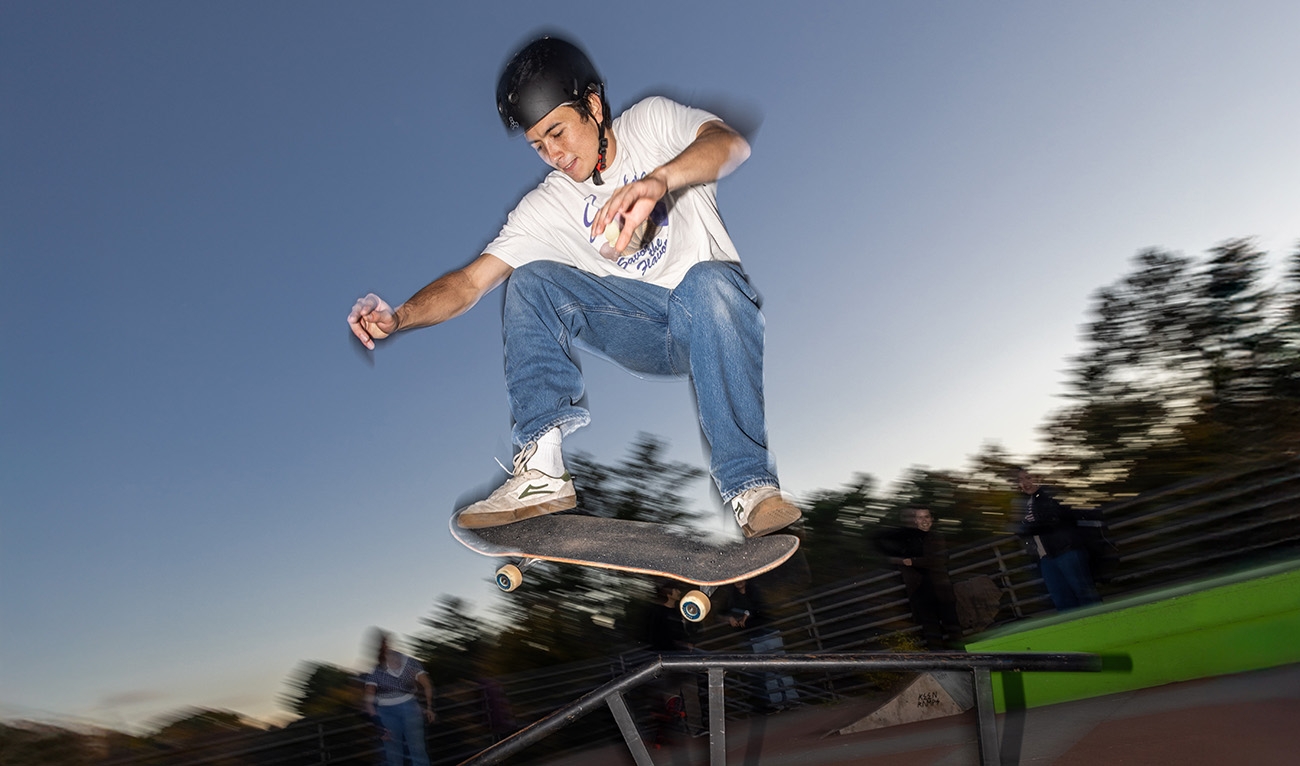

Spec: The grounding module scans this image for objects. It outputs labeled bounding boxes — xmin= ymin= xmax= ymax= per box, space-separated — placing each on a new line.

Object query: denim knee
xmin=505 ymin=260 xmax=570 ymax=301
xmin=672 ymin=262 xmax=760 ymax=317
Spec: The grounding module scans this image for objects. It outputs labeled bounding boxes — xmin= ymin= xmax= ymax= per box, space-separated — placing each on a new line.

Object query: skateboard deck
xmin=450 ymin=510 xmax=799 ymax=621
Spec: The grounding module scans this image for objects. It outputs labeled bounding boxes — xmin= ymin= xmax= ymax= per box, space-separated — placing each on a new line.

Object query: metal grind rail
xmin=457 ymin=651 xmax=1104 ymax=766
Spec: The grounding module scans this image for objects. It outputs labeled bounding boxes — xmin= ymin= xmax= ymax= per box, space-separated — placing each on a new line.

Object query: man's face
xmin=913 ymin=509 xmax=933 ymax=532
xmin=1017 ymin=471 xmax=1037 ymax=494
xmin=524 ymin=95 xmax=602 ymax=182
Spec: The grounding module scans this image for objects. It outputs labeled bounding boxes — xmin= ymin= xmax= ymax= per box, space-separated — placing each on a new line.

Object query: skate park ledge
xmin=964 ymin=555 xmax=1300 ymax=712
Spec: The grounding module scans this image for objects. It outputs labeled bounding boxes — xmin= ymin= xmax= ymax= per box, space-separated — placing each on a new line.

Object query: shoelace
xmin=494 ymin=442 xmax=537 ymax=477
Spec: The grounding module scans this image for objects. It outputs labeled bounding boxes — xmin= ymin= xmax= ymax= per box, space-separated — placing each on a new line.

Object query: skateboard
xmin=450 ymin=510 xmax=799 ymax=622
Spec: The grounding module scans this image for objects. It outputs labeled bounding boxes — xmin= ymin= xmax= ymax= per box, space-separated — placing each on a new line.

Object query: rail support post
xmin=708 ymin=667 xmax=727 ymax=766
xmin=606 ymin=691 xmax=655 ymax=766
xmin=973 ymin=667 xmax=1001 ymax=766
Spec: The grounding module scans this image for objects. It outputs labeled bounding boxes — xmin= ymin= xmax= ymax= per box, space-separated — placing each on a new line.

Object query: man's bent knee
xmin=506 ymin=260 xmax=572 ymax=290
xmin=675 ymin=262 xmax=757 ymax=309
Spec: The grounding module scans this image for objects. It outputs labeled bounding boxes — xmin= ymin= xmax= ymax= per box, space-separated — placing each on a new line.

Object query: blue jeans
xmin=1038 ymin=548 xmax=1101 ymax=611
xmin=502 ymin=260 xmax=776 ymax=502
xmin=376 ymin=698 xmax=430 ymax=766
xmin=749 ymin=630 xmax=799 ymax=707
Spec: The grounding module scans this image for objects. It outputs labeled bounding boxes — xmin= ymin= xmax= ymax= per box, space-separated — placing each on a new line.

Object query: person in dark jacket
xmin=875 ymin=507 xmax=963 ymax=649
xmin=1014 ymin=469 xmax=1101 ymax=611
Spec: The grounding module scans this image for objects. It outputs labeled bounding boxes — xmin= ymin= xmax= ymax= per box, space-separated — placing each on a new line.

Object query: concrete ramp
xmin=837 ymin=670 xmax=974 ymax=734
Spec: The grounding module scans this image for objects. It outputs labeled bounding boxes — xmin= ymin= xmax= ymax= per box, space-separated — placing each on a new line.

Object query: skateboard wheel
xmin=495 ymin=564 xmax=523 ymax=592
xmin=680 ymin=590 xmax=711 ymax=622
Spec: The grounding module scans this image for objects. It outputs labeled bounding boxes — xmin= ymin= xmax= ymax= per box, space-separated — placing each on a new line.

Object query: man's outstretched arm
xmin=347 ymin=252 xmax=513 ymax=350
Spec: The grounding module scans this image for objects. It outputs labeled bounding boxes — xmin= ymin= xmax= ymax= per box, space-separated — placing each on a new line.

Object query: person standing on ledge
xmin=1014 ymin=468 xmax=1101 ymax=611
xmin=348 ymin=35 xmax=801 ymax=538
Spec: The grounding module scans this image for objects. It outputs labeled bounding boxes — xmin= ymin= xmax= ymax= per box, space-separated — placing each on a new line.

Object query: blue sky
xmin=2 ymin=1 xmax=1297 ymax=731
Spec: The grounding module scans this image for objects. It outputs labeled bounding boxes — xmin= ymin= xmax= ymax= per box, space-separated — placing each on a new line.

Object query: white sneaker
xmin=456 ymin=443 xmax=576 ymax=529
xmin=732 ymin=486 xmax=802 ymax=538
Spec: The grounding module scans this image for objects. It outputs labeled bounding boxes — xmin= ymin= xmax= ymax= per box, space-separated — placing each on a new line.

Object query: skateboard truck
xmin=496 ymin=560 xmax=715 ymax=621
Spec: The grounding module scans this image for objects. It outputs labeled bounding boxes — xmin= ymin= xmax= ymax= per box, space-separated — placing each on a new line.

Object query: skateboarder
xmin=348 ymin=35 xmax=800 ymax=538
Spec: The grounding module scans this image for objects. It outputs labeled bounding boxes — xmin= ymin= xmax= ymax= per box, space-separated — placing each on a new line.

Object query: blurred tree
xmin=152 ymin=709 xmax=252 ymax=743
xmin=1283 ymin=243 xmax=1300 ymax=328
xmin=800 ymin=473 xmax=885 ymax=587
xmin=0 ymin=722 xmax=94 ymax=766
xmin=887 ymin=445 xmax=1026 ymax=543
xmin=1177 ymin=240 xmax=1275 ymax=466
xmin=566 ymin=433 xmax=709 ymax=529
xmin=145 ymin=709 xmax=259 ymax=765
xmin=411 ymin=595 xmax=491 ymax=686
xmin=889 ymin=467 xmax=959 ymax=520
xmin=1041 ymin=238 xmax=1295 ymax=498
xmin=955 ymin=442 xmax=1026 ymax=533
xmin=280 ymin=661 xmax=362 ymax=718
xmin=275 ymin=663 xmax=373 ymax=766
xmin=1040 ymin=247 xmax=1201 ymax=496
xmin=1259 ymin=242 xmax=1300 ymax=454
xmin=97 ymin=728 xmax=155 ymax=762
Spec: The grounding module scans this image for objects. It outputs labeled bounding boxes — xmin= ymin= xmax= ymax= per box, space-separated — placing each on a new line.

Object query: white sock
xmin=528 ymin=428 xmax=566 ymax=477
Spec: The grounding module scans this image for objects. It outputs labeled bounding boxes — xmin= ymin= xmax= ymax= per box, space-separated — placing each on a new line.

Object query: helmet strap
xmin=592 ymin=123 xmax=608 ymax=186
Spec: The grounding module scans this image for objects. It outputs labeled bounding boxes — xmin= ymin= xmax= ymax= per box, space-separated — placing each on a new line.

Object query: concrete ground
xmin=536 ymin=663 xmax=1300 ymax=765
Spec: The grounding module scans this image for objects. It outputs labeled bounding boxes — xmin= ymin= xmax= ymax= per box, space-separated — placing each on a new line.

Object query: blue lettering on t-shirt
xmin=617 ymin=236 xmax=669 ymax=274
xmin=583 ymin=194 xmax=599 ymax=239
xmin=581 ymin=172 xmax=670 ymax=269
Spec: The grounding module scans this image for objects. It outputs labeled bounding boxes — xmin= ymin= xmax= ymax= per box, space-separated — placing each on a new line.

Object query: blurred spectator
xmin=362 ymin=629 xmax=435 ymax=766
xmin=478 ymin=676 xmax=516 ymax=743
xmin=874 ymin=507 xmax=963 ymax=649
xmin=727 ymin=579 xmax=800 ymax=710
xmin=643 ymin=583 xmax=702 ymax=739
xmin=1014 ymin=469 xmax=1102 ymax=611
xmin=646 ymin=582 xmax=693 ymax=654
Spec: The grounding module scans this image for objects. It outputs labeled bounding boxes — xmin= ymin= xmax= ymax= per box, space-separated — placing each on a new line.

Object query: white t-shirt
xmin=485 ymin=96 xmax=742 ymax=289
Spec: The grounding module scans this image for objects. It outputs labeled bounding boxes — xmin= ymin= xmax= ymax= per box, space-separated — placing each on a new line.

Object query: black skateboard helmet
xmin=496 ymin=36 xmax=605 ymax=134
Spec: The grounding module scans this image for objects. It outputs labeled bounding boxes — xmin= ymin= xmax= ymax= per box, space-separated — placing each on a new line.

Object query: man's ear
xmin=587 ymin=91 xmax=605 ymax=124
